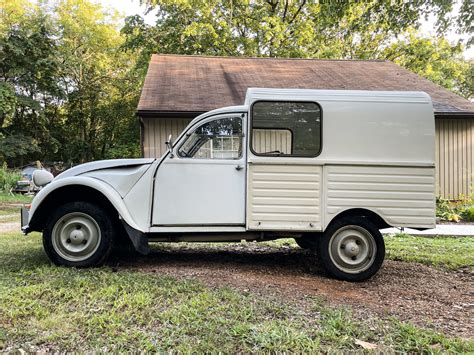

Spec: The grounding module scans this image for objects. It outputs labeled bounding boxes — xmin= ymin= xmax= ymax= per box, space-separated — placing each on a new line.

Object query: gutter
xmin=136 ymin=110 xmax=206 ymax=119
xmin=434 ymin=111 xmax=474 ymax=119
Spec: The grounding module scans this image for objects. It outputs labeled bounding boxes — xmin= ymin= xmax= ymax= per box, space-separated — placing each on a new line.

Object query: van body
xmin=21 ymin=89 xmax=436 ymax=281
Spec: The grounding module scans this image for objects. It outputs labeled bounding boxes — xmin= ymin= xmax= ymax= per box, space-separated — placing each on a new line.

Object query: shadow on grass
xmin=0 ymin=234 xmax=50 ymax=273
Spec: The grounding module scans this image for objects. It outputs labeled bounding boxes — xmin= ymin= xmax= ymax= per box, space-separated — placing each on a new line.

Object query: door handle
xmin=235 ymin=165 xmax=243 ymax=171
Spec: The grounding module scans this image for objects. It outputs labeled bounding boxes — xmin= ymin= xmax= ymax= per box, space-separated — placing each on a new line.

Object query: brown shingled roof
xmin=138 ymin=54 xmax=474 ymax=117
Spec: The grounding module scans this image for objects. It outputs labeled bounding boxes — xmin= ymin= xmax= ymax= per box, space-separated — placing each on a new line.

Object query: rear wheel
xmin=318 ymin=217 xmax=384 ymax=281
xmin=43 ymin=201 xmax=115 ymax=267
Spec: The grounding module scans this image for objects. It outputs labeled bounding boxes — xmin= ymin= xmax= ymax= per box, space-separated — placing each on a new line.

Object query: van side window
xmin=251 ymin=101 xmax=321 ymax=157
xmin=178 ymin=116 xmax=243 ymax=159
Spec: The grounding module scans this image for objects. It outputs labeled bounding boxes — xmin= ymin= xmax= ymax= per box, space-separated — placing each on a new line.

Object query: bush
xmin=461 ymin=207 xmax=474 ymax=222
xmin=0 ymin=163 xmax=21 ymax=192
xmin=436 ymin=197 xmax=462 ymax=222
xmin=437 ymin=194 xmax=474 ymax=223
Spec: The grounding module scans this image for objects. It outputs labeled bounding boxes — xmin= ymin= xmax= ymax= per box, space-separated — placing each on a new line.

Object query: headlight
xmin=32 ymin=170 xmax=54 ymax=187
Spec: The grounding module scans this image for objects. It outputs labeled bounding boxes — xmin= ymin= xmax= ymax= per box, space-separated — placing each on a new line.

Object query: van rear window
xmin=251 ymin=101 xmax=321 ymax=157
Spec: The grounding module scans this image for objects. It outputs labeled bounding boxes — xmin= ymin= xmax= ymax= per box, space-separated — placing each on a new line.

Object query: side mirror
xmin=32 ymin=169 xmax=54 ymax=187
xmin=165 ymin=134 xmax=174 ymax=158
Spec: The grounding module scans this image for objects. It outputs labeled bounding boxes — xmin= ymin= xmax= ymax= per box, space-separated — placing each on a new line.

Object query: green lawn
xmin=0 ymin=192 xmax=33 ymax=204
xmin=0 ymin=208 xmax=18 ymax=217
xmin=264 ymin=235 xmax=474 ymax=271
xmin=384 ymin=234 xmax=474 ymax=270
xmin=0 ymin=232 xmax=472 ymax=352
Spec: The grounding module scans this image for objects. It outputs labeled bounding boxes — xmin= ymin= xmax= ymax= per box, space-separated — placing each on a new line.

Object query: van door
xmin=152 ymin=113 xmax=247 ymax=226
xmin=246 ymin=101 xmax=323 ymax=231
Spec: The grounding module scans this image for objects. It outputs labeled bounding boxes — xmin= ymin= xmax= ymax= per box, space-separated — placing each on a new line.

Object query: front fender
xmin=27 ymin=176 xmax=143 ymax=232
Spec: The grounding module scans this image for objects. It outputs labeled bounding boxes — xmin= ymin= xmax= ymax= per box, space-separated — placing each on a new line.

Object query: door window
xmin=251 ymin=101 xmax=321 ymax=157
xmin=178 ymin=116 xmax=243 ymax=159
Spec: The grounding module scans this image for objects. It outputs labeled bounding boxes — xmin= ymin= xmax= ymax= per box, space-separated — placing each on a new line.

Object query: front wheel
xmin=318 ymin=217 xmax=385 ymax=281
xmin=43 ymin=201 xmax=115 ymax=267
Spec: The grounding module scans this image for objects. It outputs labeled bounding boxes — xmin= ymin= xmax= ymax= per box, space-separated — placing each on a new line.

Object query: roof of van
xmin=138 ymin=54 xmax=474 ymax=118
xmin=244 ymin=88 xmax=432 ymax=105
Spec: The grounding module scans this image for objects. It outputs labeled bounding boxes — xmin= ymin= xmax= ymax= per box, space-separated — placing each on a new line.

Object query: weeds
xmin=436 ymin=194 xmax=474 ymax=222
xmin=0 ymin=163 xmax=21 ymax=193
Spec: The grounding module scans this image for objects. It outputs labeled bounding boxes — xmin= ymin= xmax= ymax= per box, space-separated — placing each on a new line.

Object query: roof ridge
xmin=151 ymin=53 xmax=389 ymax=63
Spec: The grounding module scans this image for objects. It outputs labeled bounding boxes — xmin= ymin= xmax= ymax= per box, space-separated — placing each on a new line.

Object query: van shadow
xmin=109 ymin=243 xmax=323 ymax=276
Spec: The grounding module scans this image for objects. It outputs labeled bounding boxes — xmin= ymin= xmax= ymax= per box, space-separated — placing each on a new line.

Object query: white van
xmin=21 ymin=88 xmax=436 ymax=281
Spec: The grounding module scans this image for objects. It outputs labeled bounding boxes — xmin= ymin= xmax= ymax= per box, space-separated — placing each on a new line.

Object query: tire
xmin=294 ymin=233 xmax=321 ymax=250
xmin=318 ymin=217 xmax=385 ymax=282
xmin=43 ymin=201 xmax=115 ymax=267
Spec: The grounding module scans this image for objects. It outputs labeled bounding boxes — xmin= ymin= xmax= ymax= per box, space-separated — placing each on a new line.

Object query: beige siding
xmin=252 ymin=129 xmax=292 ymax=154
xmin=436 ymin=119 xmax=474 ymax=199
xmin=142 ymin=118 xmax=192 ymax=158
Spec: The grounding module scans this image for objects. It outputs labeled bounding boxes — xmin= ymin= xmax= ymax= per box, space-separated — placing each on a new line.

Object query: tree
xmin=384 ymin=30 xmax=473 ymax=99
xmin=55 ymin=0 xmax=140 ymax=162
xmin=0 ymin=3 xmax=62 ymax=165
xmin=123 ymin=0 xmax=459 ymax=61
xmin=0 ymin=0 xmax=141 ymax=166
xmin=122 ymin=0 xmax=472 ymax=99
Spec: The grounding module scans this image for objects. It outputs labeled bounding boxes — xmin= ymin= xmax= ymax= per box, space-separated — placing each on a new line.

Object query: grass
xmin=264 ymin=236 xmax=474 ymax=271
xmin=384 ymin=234 xmax=474 ymax=270
xmin=0 ymin=192 xmax=32 ymax=223
xmin=0 ymin=207 xmax=18 ymax=217
xmin=0 ymin=192 xmax=33 ymax=204
xmin=0 ymin=232 xmax=472 ymax=352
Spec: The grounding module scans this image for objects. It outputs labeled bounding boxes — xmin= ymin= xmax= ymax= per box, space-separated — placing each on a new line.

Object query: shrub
xmin=461 ymin=207 xmax=474 ymax=222
xmin=436 ymin=197 xmax=462 ymax=222
xmin=437 ymin=194 xmax=474 ymax=223
xmin=0 ymin=163 xmax=21 ymax=192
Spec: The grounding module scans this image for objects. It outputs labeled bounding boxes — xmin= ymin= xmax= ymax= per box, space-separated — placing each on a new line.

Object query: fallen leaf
xmin=355 ymin=339 xmax=378 ymax=350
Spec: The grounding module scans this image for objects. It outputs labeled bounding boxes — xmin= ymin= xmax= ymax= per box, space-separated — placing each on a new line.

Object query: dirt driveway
xmin=115 ymin=243 xmax=473 ymax=340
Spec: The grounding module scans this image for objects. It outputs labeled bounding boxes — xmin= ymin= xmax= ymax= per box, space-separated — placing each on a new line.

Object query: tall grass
xmin=0 ymin=163 xmax=21 ymax=192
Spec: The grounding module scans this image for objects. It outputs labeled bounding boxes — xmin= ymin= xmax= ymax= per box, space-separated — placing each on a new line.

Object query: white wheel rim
xmin=328 ymin=225 xmax=377 ymax=274
xmin=51 ymin=212 xmax=102 ymax=262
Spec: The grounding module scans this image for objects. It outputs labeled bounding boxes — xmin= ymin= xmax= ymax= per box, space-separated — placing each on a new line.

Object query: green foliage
xmin=384 ymin=30 xmax=472 ymax=99
xmin=128 ymin=0 xmax=458 ymax=58
xmin=0 ymin=232 xmax=472 ymax=352
xmin=458 ymin=0 xmax=473 ymax=47
xmin=461 ymin=206 xmax=474 ymax=221
xmin=436 ymin=195 xmax=474 ymax=222
xmin=0 ymin=82 xmax=16 ymax=127
xmin=0 ymin=163 xmax=21 ymax=192
xmin=0 ymin=0 xmax=141 ymax=167
xmin=436 ymin=197 xmax=462 ymax=222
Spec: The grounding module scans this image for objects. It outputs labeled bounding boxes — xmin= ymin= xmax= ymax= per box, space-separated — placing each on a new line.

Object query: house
xmin=137 ymin=54 xmax=474 ymax=199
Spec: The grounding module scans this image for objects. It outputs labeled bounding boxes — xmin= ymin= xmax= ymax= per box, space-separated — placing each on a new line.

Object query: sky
xmin=98 ymin=0 xmax=473 ymax=59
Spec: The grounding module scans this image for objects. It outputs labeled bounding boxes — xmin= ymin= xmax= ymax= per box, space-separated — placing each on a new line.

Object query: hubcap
xmin=328 ymin=225 xmax=377 ymax=274
xmin=51 ymin=212 xmax=101 ymax=262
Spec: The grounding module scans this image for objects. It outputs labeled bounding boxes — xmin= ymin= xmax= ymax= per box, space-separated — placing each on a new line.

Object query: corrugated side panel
xmin=325 ymin=165 xmax=436 ymax=229
xmin=247 ymin=164 xmax=322 ymax=231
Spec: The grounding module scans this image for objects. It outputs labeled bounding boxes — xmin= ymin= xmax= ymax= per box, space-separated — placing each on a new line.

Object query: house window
xmin=178 ymin=116 xmax=243 ymax=159
xmin=251 ymin=101 xmax=321 ymax=157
